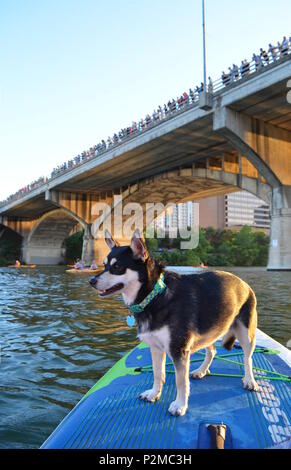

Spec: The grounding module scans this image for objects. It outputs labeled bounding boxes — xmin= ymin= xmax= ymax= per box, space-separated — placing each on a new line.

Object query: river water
xmin=0 ymin=266 xmax=290 ymax=448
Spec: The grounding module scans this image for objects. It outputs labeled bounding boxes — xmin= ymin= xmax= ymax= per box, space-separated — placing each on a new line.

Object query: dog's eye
xmin=111 ymin=262 xmax=125 ymax=274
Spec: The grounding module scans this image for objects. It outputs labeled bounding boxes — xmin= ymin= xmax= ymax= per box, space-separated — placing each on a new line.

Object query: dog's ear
xmin=130 ymin=229 xmax=148 ymax=261
xmin=105 ymin=229 xmax=119 ymax=250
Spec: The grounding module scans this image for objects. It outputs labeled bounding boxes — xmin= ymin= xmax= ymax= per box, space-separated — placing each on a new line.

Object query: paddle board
xmin=41 ymin=329 xmax=291 ymax=449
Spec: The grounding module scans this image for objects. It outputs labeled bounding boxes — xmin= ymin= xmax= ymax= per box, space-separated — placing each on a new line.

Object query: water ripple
xmin=0 ymin=266 xmax=290 ymax=448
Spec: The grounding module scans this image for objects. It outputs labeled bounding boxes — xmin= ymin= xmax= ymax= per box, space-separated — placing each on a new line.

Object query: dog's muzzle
xmin=89 ymin=275 xmax=124 ymax=296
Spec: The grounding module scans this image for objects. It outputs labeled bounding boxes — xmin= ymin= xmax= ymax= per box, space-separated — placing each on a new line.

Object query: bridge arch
xmin=123 ymin=169 xmax=271 ymax=207
xmin=94 ymin=164 xmax=271 ymax=230
xmin=24 ymin=209 xmax=86 ymax=265
xmin=90 ymin=162 xmax=271 ymax=262
xmin=0 ymin=224 xmax=23 ymax=261
xmin=0 ymin=223 xmax=23 ymax=241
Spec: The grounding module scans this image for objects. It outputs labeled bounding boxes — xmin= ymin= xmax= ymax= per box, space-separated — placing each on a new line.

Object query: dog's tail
xmin=222 ymin=331 xmax=236 ymax=350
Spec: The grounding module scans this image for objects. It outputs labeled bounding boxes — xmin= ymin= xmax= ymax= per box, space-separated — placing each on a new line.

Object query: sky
xmin=0 ymin=0 xmax=290 ymax=200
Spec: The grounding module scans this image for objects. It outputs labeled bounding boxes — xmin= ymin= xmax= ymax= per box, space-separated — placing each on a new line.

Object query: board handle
xmin=207 ymin=424 xmax=227 ymax=449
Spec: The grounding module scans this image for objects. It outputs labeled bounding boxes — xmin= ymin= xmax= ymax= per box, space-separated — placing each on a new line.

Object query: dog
xmin=89 ymin=229 xmax=259 ymax=416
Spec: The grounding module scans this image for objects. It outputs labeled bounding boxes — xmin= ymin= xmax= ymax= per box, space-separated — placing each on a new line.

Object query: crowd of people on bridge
xmin=221 ymin=35 xmax=291 ymax=85
xmin=1 ymin=34 xmax=290 ymax=208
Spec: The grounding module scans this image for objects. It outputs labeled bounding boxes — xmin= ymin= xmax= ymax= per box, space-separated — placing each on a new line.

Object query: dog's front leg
xmin=139 ymin=348 xmax=166 ymax=402
xmin=168 ymin=351 xmax=190 ymax=416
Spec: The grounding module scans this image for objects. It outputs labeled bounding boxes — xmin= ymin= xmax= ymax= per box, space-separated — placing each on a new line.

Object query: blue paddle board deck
xmin=42 ymin=336 xmax=291 ymax=449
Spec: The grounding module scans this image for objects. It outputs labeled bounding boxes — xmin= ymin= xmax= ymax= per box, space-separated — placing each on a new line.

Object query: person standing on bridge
xmin=189 ymin=88 xmax=195 ymax=103
xmin=252 ymin=53 xmax=262 ymax=70
xmin=221 ymin=71 xmax=231 ymax=86
xmin=268 ymin=43 xmax=277 ymax=62
xmin=232 ymin=64 xmax=239 ymax=81
xmin=281 ymin=36 xmax=289 ymax=55
xmin=228 ymin=67 xmax=234 ymax=82
xmin=183 ymin=91 xmax=189 ymax=104
xmin=207 ymin=77 xmax=213 ymax=93
xmin=277 ymin=41 xmax=283 ymax=58
xmin=260 ymin=48 xmax=269 ymax=65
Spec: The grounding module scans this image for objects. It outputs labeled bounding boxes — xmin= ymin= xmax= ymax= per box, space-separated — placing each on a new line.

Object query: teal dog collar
xmin=128 ymin=273 xmax=166 ymax=315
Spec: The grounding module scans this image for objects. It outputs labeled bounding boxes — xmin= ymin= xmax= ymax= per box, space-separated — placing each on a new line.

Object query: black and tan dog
xmin=89 ymin=229 xmax=259 ymax=416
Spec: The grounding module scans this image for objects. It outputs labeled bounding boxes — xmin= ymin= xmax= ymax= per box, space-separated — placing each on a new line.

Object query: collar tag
xmin=126 ymin=315 xmax=136 ymax=327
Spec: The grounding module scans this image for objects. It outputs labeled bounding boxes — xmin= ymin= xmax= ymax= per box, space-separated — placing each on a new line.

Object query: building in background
xmin=197 ymin=195 xmax=226 ymax=229
xmin=155 ymin=190 xmax=270 ymax=233
xmin=225 ymin=192 xmax=270 ymax=229
xmin=155 ymin=201 xmax=195 ymax=232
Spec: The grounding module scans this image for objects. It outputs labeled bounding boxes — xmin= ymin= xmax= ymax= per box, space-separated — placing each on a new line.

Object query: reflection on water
xmin=0 ymin=266 xmax=290 ymax=448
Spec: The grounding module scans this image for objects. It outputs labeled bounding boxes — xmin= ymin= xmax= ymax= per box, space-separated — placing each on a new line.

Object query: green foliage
xmin=65 ymin=230 xmax=84 ymax=262
xmin=154 ymin=249 xmax=201 ymax=266
xmin=146 ymin=226 xmax=269 ymax=267
xmin=252 ymin=231 xmax=269 ymax=266
xmin=230 ymin=226 xmax=259 ymax=266
xmin=0 ymin=257 xmax=7 ymax=266
xmin=0 ymin=239 xmax=22 ymax=265
xmin=145 ymin=237 xmax=159 ymax=254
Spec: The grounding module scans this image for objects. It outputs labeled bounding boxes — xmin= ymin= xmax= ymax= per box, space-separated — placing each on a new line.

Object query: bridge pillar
xmin=21 ymin=237 xmax=29 ymax=264
xmin=268 ymin=186 xmax=291 ymax=271
xmin=213 ymin=106 xmax=283 ymax=188
xmin=81 ymin=225 xmax=95 ymax=265
xmin=214 ymin=106 xmax=291 ymax=270
xmin=84 ymin=236 xmax=133 ymax=266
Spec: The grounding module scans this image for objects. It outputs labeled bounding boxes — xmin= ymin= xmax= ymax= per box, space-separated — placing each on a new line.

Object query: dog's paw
xmin=138 ymin=389 xmax=161 ymax=403
xmin=190 ymin=368 xmax=210 ymax=379
xmin=242 ymin=377 xmax=259 ymax=391
xmin=168 ymin=400 xmax=187 ymax=417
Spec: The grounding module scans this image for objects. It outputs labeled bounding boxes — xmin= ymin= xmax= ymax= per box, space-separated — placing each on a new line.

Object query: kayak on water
xmin=8 ymin=264 xmax=36 ymax=269
xmin=65 ymin=268 xmax=102 ymax=274
xmin=41 ymin=329 xmax=291 ymax=449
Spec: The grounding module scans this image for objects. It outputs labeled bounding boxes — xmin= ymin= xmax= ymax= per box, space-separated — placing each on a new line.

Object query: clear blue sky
xmin=0 ymin=0 xmax=290 ymax=200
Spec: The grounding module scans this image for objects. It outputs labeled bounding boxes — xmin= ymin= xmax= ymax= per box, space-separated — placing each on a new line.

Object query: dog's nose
xmin=89 ymin=276 xmax=97 ymax=286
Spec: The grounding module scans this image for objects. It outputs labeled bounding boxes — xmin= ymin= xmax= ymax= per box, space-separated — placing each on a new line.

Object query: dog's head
xmin=89 ymin=229 xmax=149 ymax=305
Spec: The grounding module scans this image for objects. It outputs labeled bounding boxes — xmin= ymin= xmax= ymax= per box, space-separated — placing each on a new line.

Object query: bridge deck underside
xmin=59 ymin=118 xmax=233 ymax=192
xmin=230 ymin=77 xmax=291 ymax=130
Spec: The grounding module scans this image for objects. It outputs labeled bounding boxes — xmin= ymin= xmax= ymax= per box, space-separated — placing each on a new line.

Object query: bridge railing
xmin=212 ymin=48 xmax=290 ymax=92
xmin=1 ymin=42 xmax=290 ymax=209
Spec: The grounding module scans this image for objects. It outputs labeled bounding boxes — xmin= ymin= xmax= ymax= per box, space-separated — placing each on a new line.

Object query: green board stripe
xmin=82 ymin=342 xmax=146 ymax=400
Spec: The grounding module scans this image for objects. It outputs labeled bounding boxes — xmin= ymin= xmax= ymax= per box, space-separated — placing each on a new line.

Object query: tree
xmin=230 ymin=226 xmax=259 ymax=266
xmin=65 ymin=230 xmax=84 ymax=262
xmin=144 ymin=225 xmax=270 ymax=267
xmin=145 ymin=237 xmax=159 ymax=255
xmin=252 ymin=231 xmax=269 ymax=266
xmin=0 ymin=239 xmax=21 ymax=265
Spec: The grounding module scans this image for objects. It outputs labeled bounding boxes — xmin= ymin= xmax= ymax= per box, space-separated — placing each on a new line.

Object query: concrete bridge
xmin=1 ymin=55 xmax=291 ymax=270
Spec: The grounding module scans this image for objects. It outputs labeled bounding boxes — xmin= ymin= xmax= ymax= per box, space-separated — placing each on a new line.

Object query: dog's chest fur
xmin=138 ymin=322 xmax=170 ymax=353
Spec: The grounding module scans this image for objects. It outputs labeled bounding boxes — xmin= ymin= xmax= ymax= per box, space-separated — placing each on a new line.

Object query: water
xmin=0 ymin=266 xmax=290 ymax=448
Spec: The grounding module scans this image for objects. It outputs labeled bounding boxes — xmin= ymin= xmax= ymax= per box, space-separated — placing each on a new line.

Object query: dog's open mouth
xmin=98 ymin=283 xmax=124 ymax=296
